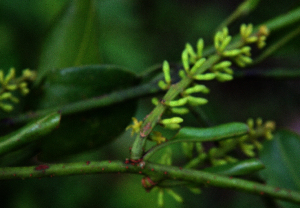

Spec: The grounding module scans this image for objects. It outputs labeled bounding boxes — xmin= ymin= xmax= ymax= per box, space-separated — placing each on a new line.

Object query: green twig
xmin=264 ymin=6 xmax=300 ymax=32
xmin=1 ymin=160 xmax=300 ymax=205
xmin=0 ymin=81 xmax=160 ymax=126
xmin=234 ymin=68 xmax=300 ymax=79
xmin=0 ymin=112 xmax=61 ymax=156
xmin=203 ymin=6 xmax=300 ymax=58
xmin=130 ymin=55 xmax=221 ymax=161
xmin=145 ymin=162 xmax=300 ymax=205
xmin=216 ymin=0 xmax=260 ymax=31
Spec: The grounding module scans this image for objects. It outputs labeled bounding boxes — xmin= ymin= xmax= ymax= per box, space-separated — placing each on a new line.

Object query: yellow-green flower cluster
xmin=181 ymin=40 xmax=207 ymax=76
xmin=208 ymin=118 xmax=275 ymax=166
xmin=214 ymin=26 xmax=252 ymax=68
xmin=0 ymin=68 xmax=36 ymax=112
xmin=158 ymin=82 xmax=210 ymax=125
xmin=156 ymin=42 xmax=213 ymax=122
xmin=213 ymin=24 xmax=269 ymax=68
xmin=215 ymin=27 xmax=232 ymax=54
xmin=181 ymin=32 xmax=236 ymax=82
xmin=241 ymin=24 xmax=269 ymax=49
xmin=156 ymin=24 xmax=269 ymax=133
xmin=247 ymin=118 xmax=275 ymax=141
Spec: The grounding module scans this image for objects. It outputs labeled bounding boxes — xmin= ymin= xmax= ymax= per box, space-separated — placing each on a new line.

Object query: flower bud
xmin=166 ymin=97 xmax=188 ymax=107
xmin=214 ymin=32 xmax=221 ymax=50
xmin=158 ymin=80 xmax=168 ymax=90
xmin=166 ymin=189 xmax=183 ymax=203
xmin=197 ymin=38 xmax=204 ymax=57
xmin=186 ymin=43 xmax=195 ymax=55
xmin=195 ymin=142 xmax=204 ymax=153
xmin=6 ymin=84 xmax=17 ymax=90
xmin=164 ymin=123 xmax=181 ymax=130
xmin=241 ymin=46 xmax=251 ymax=56
xmin=161 ymin=117 xmax=184 ymax=125
xmin=219 ymin=36 xmax=232 ymax=52
xmin=223 ymin=49 xmax=241 ymax=57
xmin=0 ymin=92 xmax=12 ymax=100
xmin=182 ymin=49 xmax=190 ymax=72
xmin=246 ymin=36 xmax=258 ymax=43
xmin=187 ymin=96 xmax=208 ymax=106
xmin=215 ymin=72 xmax=233 ymax=82
xmin=178 ymin=70 xmax=186 ymax=79
xmin=182 ymin=142 xmax=194 ymax=158
xmin=162 ymin=60 xmax=171 ymax=84
xmin=190 ymin=58 xmax=206 ymax=74
xmin=4 ymin=68 xmax=16 ymax=85
xmin=151 ymin=97 xmax=159 ymax=106
xmin=213 ymin=61 xmax=232 ymax=70
xmin=170 ymin=107 xmax=189 ymax=115
xmin=223 ymin=67 xmax=233 ymax=74
xmin=0 ymin=70 xmax=3 ymax=83
xmin=240 ymin=143 xmax=255 ymax=157
xmin=184 ymin=85 xmax=210 ymax=95
xmin=193 ymin=73 xmax=216 ymax=80
xmin=1 ymin=104 xmax=13 ymax=112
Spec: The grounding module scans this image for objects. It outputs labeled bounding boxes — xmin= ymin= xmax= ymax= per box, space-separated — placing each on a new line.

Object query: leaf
xmin=203 ymin=158 xmax=265 ymax=176
xmin=29 ymin=65 xmax=139 ymax=161
xmin=174 ymin=122 xmax=249 ymax=142
xmin=0 ymin=112 xmax=61 ymax=157
xmin=36 ymin=0 xmax=101 ymax=84
xmin=259 ymin=130 xmax=300 ymax=208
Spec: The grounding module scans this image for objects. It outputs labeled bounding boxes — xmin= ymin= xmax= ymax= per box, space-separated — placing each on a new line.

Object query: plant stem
xmin=253 ymin=24 xmax=300 ymax=64
xmin=216 ymin=0 xmax=260 ymax=31
xmin=264 ymin=6 xmax=300 ymax=32
xmin=1 ymin=160 xmax=300 ymax=205
xmin=0 ymin=112 xmax=60 ymax=156
xmin=130 ymin=76 xmax=192 ymax=160
xmin=253 ymin=25 xmax=300 ymax=64
xmin=203 ymin=6 xmax=300 ymax=58
xmin=234 ymin=68 xmax=300 ymax=79
xmin=130 ymin=55 xmax=221 ymax=160
xmin=0 ymin=82 xmax=160 ymax=126
xmin=145 ymin=162 xmax=300 ymax=205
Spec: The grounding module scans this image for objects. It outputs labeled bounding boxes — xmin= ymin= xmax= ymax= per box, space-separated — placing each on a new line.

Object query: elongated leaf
xmin=36 ymin=65 xmax=138 ymax=108
xmin=0 ymin=112 xmax=61 ymax=156
xmin=259 ymin=130 xmax=300 ymax=208
xmin=174 ymin=122 xmax=249 ymax=142
xmin=203 ymin=158 xmax=265 ymax=176
xmin=29 ymin=65 xmax=139 ymax=161
xmin=0 ymin=143 xmax=38 ymax=167
xmin=37 ymin=0 xmax=101 ymax=83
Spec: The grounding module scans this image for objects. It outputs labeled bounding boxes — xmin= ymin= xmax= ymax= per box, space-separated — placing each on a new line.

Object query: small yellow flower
xmin=151 ymin=131 xmax=166 ymax=145
xmin=126 ymin=117 xmax=143 ymax=136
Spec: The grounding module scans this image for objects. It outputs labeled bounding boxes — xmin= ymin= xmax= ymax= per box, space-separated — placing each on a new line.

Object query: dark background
xmin=0 ymin=0 xmax=300 ymax=207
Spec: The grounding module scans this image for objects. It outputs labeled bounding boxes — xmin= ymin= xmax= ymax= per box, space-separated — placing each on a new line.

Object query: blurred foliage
xmin=260 ymin=130 xmax=300 ymax=208
xmin=0 ymin=0 xmax=300 ymax=207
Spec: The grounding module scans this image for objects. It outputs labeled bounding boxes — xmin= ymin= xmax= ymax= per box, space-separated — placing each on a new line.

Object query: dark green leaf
xmin=37 ymin=0 xmax=101 ymax=83
xmin=0 ymin=112 xmax=61 ymax=157
xmin=31 ymin=65 xmax=139 ymax=161
xmin=259 ymin=130 xmax=300 ymax=208
xmin=203 ymin=158 xmax=265 ymax=176
xmin=174 ymin=122 xmax=249 ymax=142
